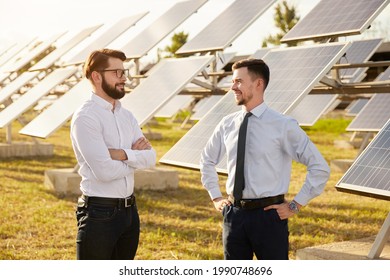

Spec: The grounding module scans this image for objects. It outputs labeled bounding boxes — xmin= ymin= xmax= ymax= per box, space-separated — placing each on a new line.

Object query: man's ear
xmin=91 ymin=71 xmax=101 ymax=84
xmin=256 ymin=78 xmax=264 ymax=90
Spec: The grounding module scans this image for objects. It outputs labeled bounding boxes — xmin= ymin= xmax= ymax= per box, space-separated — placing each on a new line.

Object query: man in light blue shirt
xmin=200 ymin=58 xmax=330 ymax=260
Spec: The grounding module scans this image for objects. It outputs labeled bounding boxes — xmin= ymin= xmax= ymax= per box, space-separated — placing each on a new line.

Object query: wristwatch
xmin=288 ymin=200 xmax=300 ymax=214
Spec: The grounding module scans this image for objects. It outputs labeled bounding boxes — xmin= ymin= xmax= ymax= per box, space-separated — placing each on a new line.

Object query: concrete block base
xmin=44 ymin=167 xmax=178 ymax=196
xmin=0 ymin=142 xmax=53 ymax=158
xmin=296 ymin=236 xmax=390 ymax=260
xmin=330 ymin=159 xmax=354 ymax=173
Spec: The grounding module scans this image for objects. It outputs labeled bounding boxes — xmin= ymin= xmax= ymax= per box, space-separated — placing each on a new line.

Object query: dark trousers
xmin=76 ymin=201 xmax=140 ymax=260
xmin=222 ymin=205 xmax=289 ymax=260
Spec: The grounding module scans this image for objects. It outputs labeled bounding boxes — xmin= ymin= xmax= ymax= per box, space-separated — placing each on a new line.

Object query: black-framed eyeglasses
xmin=97 ymin=69 xmax=130 ymax=78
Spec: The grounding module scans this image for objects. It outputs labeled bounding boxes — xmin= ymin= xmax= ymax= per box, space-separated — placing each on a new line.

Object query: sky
xmin=0 ymin=0 xmax=389 ymax=64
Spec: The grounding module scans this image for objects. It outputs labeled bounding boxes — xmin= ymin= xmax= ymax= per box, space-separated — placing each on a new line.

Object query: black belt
xmin=229 ymin=194 xmax=285 ymax=210
xmin=81 ymin=194 xmax=136 ymax=208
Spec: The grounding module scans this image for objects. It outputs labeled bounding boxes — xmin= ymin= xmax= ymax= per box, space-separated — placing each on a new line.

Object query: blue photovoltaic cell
xmin=336 ymin=118 xmax=390 ymax=200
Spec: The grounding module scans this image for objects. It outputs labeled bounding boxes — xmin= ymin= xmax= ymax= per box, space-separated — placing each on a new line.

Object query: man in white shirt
xmin=71 ymin=49 xmax=156 ymax=259
xmin=200 ymin=58 xmax=330 ymax=260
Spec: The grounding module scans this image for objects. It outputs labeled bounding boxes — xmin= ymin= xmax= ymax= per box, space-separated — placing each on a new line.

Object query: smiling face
xmin=231 ymin=67 xmax=264 ymax=111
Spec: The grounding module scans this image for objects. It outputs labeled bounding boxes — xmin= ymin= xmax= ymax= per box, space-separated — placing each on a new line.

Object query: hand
xmin=132 ymin=137 xmax=152 ymax=150
xmin=108 ymin=149 xmax=127 ymax=161
xmin=264 ymin=202 xmax=296 ymax=220
xmin=212 ymin=197 xmax=231 ymax=212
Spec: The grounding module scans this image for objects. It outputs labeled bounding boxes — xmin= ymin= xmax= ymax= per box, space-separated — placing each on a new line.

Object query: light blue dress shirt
xmin=200 ymin=102 xmax=330 ymax=206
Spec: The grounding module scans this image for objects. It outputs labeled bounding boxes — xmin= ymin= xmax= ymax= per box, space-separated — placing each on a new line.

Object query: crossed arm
xmin=109 ymin=137 xmax=152 ymax=161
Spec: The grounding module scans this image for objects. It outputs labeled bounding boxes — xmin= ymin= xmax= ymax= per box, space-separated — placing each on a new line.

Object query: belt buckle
xmin=125 ymin=196 xmax=133 ymax=208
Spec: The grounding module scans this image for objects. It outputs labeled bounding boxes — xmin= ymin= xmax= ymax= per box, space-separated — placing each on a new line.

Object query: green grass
xmin=0 ymin=113 xmax=389 ymax=260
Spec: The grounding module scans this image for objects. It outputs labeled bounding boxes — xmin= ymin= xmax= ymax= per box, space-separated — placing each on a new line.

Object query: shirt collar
xmin=241 ymin=102 xmax=268 ymax=119
xmin=91 ymin=92 xmax=122 ymax=111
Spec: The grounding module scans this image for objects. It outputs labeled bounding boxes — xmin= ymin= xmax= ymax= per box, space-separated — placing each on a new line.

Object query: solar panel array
xmin=160 ymin=43 xmax=350 ymax=172
xmin=176 ymin=0 xmax=276 ymax=55
xmin=0 ymin=25 xmax=100 ymax=106
xmin=64 ymin=13 xmax=148 ymax=65
xmin=122 ymin=0 xmax=208 ymax=59
xmin=336 ymin=118 xmax=390 ymax=200
xmin=120 ymin=56 xmax=214 ymax=127
xmin=19 ymin=79 xmax=91 ymax=138
xmin=1 ymin=32 xmax=66 ymax=73
xmin=281 ymin=0 xmax=389 ymax=43
xmin=29 ymin=24 xmax=101 ymax=71
xmin=347 ymin=67 xmax=390 ymax=132
xmin=0 ymin=38 xmax=37 ymax=67
xmin=0 ymin=68 xmax=78 ymax=128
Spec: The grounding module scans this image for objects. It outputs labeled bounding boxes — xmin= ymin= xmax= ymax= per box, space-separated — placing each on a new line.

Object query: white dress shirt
xmin=200 ymin=102 xmax=330 ymax=206
xmin=70 ymin=93 xmax=156 ymax=198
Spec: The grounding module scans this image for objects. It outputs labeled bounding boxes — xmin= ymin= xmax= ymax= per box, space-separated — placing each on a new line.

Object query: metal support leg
xmin=368 ymin=212 xmax=390 ymax=259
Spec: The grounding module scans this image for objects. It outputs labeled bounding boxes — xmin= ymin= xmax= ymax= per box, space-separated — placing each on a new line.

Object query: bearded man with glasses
xmin=71 ymin=49 xmax=156 ymax=260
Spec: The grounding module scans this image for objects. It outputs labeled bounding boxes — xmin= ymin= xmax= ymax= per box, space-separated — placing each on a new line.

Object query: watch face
xmin=289 ymin=201 xmax=299 ymax=213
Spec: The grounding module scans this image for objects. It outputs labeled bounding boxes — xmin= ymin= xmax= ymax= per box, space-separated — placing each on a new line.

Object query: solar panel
xmin=345 ymin=98 xmax=370 ymax=116
xmin=122 ymin=0 xmax=208 ymax=59
xmin=1 ymin=32 xmax=66 ymax=73
xmin=288 ymin=94 xmax=339 ymax=126
xmin=155 ymin=95 xmax=194 ymax=118
xmin=347 ymin=67 xmax=390 ymax=132
xmin=0 ymin=25 xmax=101 ymax=105
xmin=0 ymin=72 xmax=38 ymax=105
xmin=176 ymin=0 xmax=276 ymax=55
xmin=336 ymin=118 xmax=390 ymax=200
xmin=0 ymin=43 xmax=16 ymax=59
xmin=281 ymin=0 xmax=389 ymax=43
xmin=63 ymin=13 xmax=148 ymax=65
xmin=121 ymin=56 xmax=214 ymax=127
xmin=262 ymin=42 xmax=349 ymax=114
xmin=160 ymin=42 xmax=350 ymax=172
xmin=19 ymin=56 xmax=214 ymax=138
xmin=29 ymin=24 xmax=102 ymax=71
xmin=0 ymin=37 xmax=37 ymax=67
xmin=19 ymin=79 xmax=91 ymax=138
xmin=338 ymin=38 xmax=382 ymax=81
xmin=0 ymin=68 xmax=77 ymax=128
xmin=191 ymin=95 xmax=223 ymax=120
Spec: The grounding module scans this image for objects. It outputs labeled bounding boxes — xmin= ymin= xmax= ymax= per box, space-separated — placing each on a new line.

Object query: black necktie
xmin=233 ymin=112 xmax=252 ymax=203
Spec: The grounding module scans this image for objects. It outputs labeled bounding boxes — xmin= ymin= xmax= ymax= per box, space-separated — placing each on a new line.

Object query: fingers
xmin=132 ymin=137 xmax=152 ymax=150
xmin=214 ymin=198 xmax=231 ymax=212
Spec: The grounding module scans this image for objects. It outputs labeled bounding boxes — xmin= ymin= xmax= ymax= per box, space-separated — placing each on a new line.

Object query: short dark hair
xmin=232 ymin=58 xmax=270 ymax=89
xmin=83 ymin=49 xmax=126 ymax=79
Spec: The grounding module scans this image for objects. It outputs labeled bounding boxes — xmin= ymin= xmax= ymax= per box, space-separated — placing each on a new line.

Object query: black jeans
xmin=76 ymin=199 xmax=140 ymax=260
xmin=222 ymin=205 xmax=289 ymax=260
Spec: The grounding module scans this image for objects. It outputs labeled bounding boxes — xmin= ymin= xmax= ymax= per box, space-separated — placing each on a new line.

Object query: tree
xmin=157 ymin=31 xmax=189 ymax=60
xmin=262 ymin=1 xmax=300 ymax=47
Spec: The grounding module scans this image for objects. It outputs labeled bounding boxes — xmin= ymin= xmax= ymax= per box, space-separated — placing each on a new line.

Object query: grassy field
xmin=0 ymin=112 xmax=389 ymax=260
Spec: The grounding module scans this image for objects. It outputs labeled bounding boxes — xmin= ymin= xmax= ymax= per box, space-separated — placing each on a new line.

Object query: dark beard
xmin=101 ymin=77 xmax=125 ymax=100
